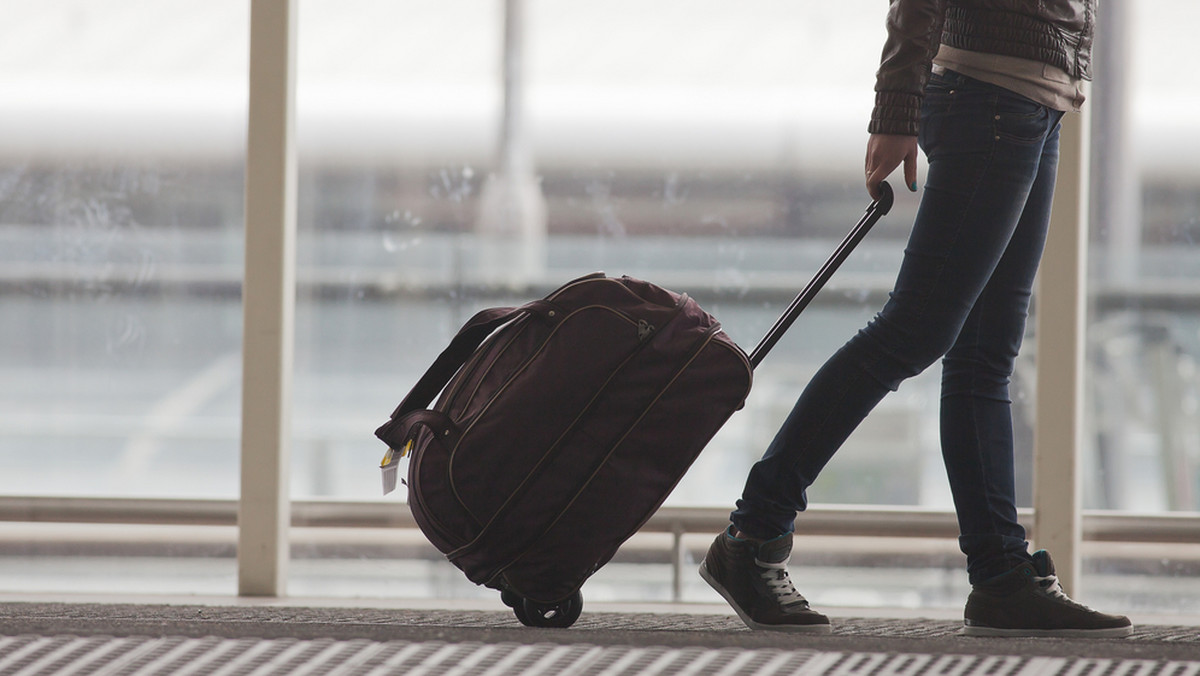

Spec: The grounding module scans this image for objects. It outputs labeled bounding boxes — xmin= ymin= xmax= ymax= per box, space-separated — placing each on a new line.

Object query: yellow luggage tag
xmin=380 ymin=440 xmax=412 ymax=495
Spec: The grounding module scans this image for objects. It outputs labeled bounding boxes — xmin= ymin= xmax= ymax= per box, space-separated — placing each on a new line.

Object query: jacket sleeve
xmin=869 ymin=0 xmax=946 ymax=136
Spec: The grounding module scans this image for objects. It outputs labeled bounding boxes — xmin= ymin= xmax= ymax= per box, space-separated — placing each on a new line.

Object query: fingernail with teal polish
xmin=909 ymin=181 xmax=918 ymax=192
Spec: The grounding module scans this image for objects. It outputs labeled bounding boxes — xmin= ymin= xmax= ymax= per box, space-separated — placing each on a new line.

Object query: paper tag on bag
xmin=379 ymin=441 xmax=411 ymax=495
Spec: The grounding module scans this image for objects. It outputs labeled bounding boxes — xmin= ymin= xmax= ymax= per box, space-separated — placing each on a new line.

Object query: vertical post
xmin=1091 ymin=0 xmax=1139 ymax=286
xmin=477 ymin=0 xmax=547 ymax=286
xmin=671 ymin=525 xmax=685 ymax=602
xmin=1033 ymin=109 xmax=1090 ymax=594
xmin=239 ymin=0 xmax=297 ymax=597
xmin=1088 ymin=1 xmax=1139 ymax=511
xmin=499 ymin=0 xmax=525 ymax=180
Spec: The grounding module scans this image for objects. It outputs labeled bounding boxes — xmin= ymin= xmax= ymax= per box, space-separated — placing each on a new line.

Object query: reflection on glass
xmin=0 ymin=0 xmax=248 ymax=498
xmin=0 ymin=0 xmax=1198 ymax=606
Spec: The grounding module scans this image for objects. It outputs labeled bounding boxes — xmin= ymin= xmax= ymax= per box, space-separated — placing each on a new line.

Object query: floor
xmin=1 ymin=595 xmax=1198 ymax=675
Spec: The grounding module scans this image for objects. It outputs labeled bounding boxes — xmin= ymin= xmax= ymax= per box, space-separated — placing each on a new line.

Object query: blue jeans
xmin=732 ymin=70 xmax=1066 ymax=584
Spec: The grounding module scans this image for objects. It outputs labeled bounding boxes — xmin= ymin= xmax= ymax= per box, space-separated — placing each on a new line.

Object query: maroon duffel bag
xmin=376 ymin=183 xmax=892 ymax=627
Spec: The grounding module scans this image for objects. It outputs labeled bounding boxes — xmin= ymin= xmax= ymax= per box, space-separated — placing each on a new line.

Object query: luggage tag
xmin=380 ymin=440 xmax=412 ymax=495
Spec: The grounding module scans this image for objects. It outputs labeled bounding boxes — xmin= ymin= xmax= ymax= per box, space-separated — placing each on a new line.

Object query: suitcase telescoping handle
xmin=748 ymin=181 xmax=894 ymax=369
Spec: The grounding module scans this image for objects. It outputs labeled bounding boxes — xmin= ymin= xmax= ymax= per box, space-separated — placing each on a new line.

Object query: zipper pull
xmin=638 ymin=320 xmax=655 ymax=341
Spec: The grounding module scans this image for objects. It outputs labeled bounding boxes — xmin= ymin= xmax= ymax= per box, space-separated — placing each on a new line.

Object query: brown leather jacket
xmin=868 ymin=0 xmax=1096 ymax=136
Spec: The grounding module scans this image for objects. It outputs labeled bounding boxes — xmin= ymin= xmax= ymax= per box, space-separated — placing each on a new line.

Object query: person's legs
xmin=939 ymin=107 xmax=1061 ymax=585
xmin=927 ymin=80 xmax=1130 ymax=637
xmin=708 ymin=69 xmax=1130 ymax=636
xmin=730 ymin=71 xmax=1057 ymax=541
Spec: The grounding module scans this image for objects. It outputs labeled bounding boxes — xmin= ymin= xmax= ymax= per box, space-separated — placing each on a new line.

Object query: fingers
xmin=865 ymin=133 xmax=919 ymax=199
xmin=866 ymin=171 xmax=885 ymax=201
xmin=866 ymin=169 xmax=881 ymax=201
xmin=904 ymin=150 xmax=918 ymax=193
xmin=864 ymin=141 xmax=888 ymax=200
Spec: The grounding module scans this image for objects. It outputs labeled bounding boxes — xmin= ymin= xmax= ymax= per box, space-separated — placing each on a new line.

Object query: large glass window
xmin=1084 ymin=1 xmax=1200 ymax=514
xmin=0 ymin=1 xmax=248 ymax=499
xmin=290 ymin=0 xmax=925 ymax=508
xmin=3 ymin=0 xmax=1198 ymax=610
xmin=1076 ymin=1 xmax=1200 ymax=616
xmin=0 ymin=0 xmax=248 ymax=597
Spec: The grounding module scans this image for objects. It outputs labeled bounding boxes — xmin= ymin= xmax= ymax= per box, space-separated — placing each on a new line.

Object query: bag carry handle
xmin=387 ymin=299 xmax=559 ymax=421
xmin=748 ymin=181 xmax=893 ymax=369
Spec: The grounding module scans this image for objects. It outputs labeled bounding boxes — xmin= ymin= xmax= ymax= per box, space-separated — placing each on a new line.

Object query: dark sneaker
xmin=699 ymin=527 xmax=830 ymax=633
xmin=963 ymin=550 xmax=1133 ymax=638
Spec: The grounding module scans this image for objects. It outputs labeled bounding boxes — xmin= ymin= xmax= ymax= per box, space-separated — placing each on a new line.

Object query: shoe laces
xmin=1033 ymin=573 xmax=1094 ymax=612
xmin=755 ymin=558 xmax=810 ymax=609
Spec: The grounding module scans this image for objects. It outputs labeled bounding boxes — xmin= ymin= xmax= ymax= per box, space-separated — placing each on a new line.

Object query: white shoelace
xmin=1034 ymin=573 xmax=1094 ymax=611
xmin=756 ymin=558 xmax=809 ymax=609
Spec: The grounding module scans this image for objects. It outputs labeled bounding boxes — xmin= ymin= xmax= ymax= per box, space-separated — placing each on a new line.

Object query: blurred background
xmin=1 ymin=0 xmax=1198 ymax=613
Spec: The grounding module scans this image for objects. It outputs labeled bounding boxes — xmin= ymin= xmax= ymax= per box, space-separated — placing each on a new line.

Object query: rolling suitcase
xmin=375 ymin=182 xmax=894 ymax=627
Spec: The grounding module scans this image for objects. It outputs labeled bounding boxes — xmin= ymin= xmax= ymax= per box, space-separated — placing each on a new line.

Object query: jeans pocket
xmin=993 ymin=94 xmax=1051 ymax=145
xmin=920 ymin=72 xmax=997 ymax=154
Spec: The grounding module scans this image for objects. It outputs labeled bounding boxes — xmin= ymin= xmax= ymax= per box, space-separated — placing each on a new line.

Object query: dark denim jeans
xmin=732 ymin=70 xmax=1066 ymax=584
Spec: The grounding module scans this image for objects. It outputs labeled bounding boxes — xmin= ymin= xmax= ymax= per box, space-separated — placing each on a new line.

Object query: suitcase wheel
xmin=500 ymin=588 xmax=523 ymax=610
xmin=506 ymin=590 xmax=583 ymax=628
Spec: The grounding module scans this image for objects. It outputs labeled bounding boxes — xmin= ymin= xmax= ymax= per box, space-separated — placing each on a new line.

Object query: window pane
xmin=1085 ymin=1 xmax=1200 ymax=514
xmin=0 ymin=1 xmax=248 ymax=498
xmin=4 ymin=0 xmax=1196 ymax=612
xmin=290 ymin=0 xmax=938 ymax=508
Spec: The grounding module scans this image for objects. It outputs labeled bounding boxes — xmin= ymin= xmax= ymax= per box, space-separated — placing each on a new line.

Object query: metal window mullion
xmin=238 ymin=0 xmax=298 ymax=597
xmin=1033 ymin=106 xmax=1090 ymax=594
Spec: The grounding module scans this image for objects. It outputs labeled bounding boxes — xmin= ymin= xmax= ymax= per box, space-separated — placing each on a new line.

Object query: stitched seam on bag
xmin=446 ymin=305 xmax=644 ymax=532
xmin=447 ymin=290 xmax=689 ymax=569
xmin=448 ymin=277 xmax=657 ymax=436
xmin=610 ymin=329 xmax=752 ymax=545
xmin=716 ymin=334 xmax=754 ymax=396
xmin=415 ymin=317 xmax=532 ymax=534
xmin=486 ymin=321 xmax=746 ymax=594
xmin=444 ymin=277 xmax=676 ymax=519
xmin=405 ymin=275 xmax=662 ymax=554
xmin=443 ymin=315 xmax=529 ymax=425
xmin=406 ymin=434 xmax=461 ymax=548
xmin=490 ymin=323 xmax=738 ymax=594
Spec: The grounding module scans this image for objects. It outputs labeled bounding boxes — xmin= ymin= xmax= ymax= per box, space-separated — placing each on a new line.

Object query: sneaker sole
xmin=963 ymin=624 xmax=1134 ymax=639
xmin=699 ymin=561 xmax=832 ymax=634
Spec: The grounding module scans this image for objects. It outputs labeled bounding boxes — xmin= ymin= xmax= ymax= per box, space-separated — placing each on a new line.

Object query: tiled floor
xmin=1 ymin=599 xmax=1198 ymax=675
